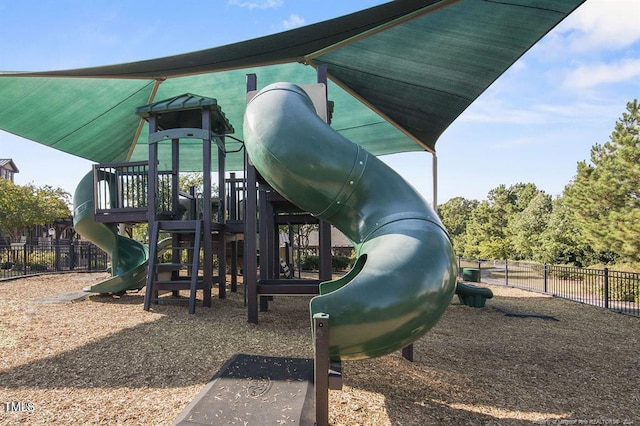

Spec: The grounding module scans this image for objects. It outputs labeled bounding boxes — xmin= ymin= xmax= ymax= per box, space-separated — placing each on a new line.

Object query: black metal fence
xmin=0 ymin=240 xmax=108 ymax=280
xmin=459 ymin=258 xmax=640 ymax=317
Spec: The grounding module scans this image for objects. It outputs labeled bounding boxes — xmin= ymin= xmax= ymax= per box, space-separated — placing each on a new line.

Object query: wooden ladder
xmin=144 ymin=220 xmax=208 ymax=314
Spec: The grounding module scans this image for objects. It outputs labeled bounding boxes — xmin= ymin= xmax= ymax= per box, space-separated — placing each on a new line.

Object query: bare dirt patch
xmin=1 ymin=273 xmax=638 ymax=425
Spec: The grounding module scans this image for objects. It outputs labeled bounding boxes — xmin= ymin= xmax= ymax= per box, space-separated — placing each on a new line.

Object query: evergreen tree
xmin=564 ymin=100 xmax=640 ymax=264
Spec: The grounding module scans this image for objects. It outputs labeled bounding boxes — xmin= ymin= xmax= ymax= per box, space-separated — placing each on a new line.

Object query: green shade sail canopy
xmin=0 ymin=0 xmax=586 ymax=172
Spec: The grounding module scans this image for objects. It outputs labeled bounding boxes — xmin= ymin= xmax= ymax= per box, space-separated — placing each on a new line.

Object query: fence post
xmin=543 ymin=263 xmax=548 ymax=293
xmin=603 ymin=267 xmax=609 ymax=309
xmin=458 ymin=256 xmax=461 ymax=278
xmin=55 ymin=241 xmax=61 ymax=271
xmin=505 ymin=259 xmax=508 ymax=286
xmin=22 ymin=244 xmax=27 ymax=276
xmin=69 ymin=240 xmax=75 ymax=271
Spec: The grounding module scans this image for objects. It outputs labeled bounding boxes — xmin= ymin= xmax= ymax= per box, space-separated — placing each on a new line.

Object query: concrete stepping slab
xmin=31 ymin=290 xmax=89 ymax=304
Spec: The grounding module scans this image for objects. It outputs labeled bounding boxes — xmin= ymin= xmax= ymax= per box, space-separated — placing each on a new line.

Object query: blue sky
xmin=1 ymin=0 xmax=639 ymax=204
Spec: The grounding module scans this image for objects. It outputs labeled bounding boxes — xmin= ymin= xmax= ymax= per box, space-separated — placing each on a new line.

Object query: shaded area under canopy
xmin=0 ymin=0 xmax=586 ymax=171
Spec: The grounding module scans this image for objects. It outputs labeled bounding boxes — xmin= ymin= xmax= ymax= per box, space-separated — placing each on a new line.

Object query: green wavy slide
xmin=244 ymin=83 xmax=458 ymax=361
xmin=73 ymin=171 xmax=149 ymax=294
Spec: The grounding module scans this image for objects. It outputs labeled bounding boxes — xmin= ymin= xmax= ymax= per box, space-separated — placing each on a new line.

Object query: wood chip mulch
xmin=1 ymin=273 xmax=638 ymax=425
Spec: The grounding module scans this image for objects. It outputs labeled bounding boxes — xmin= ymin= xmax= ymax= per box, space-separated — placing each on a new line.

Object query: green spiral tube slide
xmin=73 ymin=171 xmax=149 ymax=294
xmin=244 ymin=83 xmax=457 ymax=360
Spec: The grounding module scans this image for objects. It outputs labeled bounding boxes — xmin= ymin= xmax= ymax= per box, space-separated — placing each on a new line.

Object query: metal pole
xmin=505 ymin=259 xmax=509 ymax=286
xmin=432 ymin=153 xmax=438 ymax=212
xmin=603 ymin=267 xmax=609 ymax=309
xmin=22 ymin=244 xmax=27 ymax=276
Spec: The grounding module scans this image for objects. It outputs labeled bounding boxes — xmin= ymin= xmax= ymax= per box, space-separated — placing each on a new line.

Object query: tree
xmin=564 ymin=100 xmax=640 ymax=264
xmin=179 ymin=172 xmax=206 ymax=194
xmin=539 ymin=195 xmax=597 ymax=266
xmin=438 ymin=197 xmax=479 ymax=256
xmin=0 ymin=180 xmax=71 ymax=241
xmin=130 ymin=172 xmax=216 ymax=243
xmin=464 ymin=185 xmax=516 ymax=259
xmin=510 ymin=191 xmax=552 ymax=261
xmin=460 ymin=183 xmax=542 ymax=260
xmin=507 ymin=182 xmax=540 ymax=213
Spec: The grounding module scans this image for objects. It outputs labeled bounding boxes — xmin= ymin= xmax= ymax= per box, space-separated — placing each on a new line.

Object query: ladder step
xmin=145 ymin=218 xmax=210 ymax=315
xmin=156 ymin=263 xmax=188 ymax=271
xmin=157 ymin=220 xmax=203 ymax=231
xmin=153 ymin=281 xmax=207 ymax=291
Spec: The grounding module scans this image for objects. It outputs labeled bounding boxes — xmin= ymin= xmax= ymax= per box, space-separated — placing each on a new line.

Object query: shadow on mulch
xmin=1 ymin=281 xmax=638 ymax=425
xmin=0 ymin=290 xmax=313 ymax=391
xmin=365 ymin=290 xmax=639 ymax=425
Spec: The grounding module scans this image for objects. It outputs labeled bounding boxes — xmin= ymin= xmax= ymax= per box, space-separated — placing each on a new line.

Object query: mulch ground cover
xmin=1 ymin=273 xmax=638 ymax=425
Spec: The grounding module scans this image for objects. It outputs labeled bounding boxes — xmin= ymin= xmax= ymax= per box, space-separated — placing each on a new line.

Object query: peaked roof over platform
xmin=0 ymin=0 xmax=586 ymax=172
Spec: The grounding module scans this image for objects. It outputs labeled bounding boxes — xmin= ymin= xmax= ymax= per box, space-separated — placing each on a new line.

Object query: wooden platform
xmin=173 ymin=353 xmax=315 ymax=425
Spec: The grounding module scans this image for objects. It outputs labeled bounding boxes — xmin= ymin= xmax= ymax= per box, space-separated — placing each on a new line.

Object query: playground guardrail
xmin=0 ymin=240 xmax=108 ymax=280
xmin=458 ymin=257 xmax=640 ymax=317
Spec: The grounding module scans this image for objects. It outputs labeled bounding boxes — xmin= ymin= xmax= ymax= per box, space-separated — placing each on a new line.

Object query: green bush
xmin=548 ymin=266 xmax=584 ymax=281
xmin=332 ymin=255 xmax=353 ymax=272
xmin=29 ymin=263 xmax=49 ymax=272
xmin=609 ymin=277 xmax=640 ymax=302
xmin=27 ymin=251 xmax=55 ymax=270
xmin=299 ymin=255 xmax=319 ymax=271
xmin=299 ymin=255 xmax=355 ymax=272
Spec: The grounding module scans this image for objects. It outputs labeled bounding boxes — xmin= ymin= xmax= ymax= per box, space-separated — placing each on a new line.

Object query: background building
xmin=0 ymin=158 xmax=19 ymax=181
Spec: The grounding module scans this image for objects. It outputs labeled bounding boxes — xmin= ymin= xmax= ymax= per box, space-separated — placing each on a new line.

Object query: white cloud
xmin=228 ymin=0 xmax=283 ymax=10
xmin=459 ymin=96 xmax=618 ymax=127
xmin=562 ymin=58 xmax=640 ymax=89
xmin=282 ymin=13 xmax=305 ymax=30
xmin=460 ymin=98 xmax=549 ymax=125
xmin=558 ymin=0 xmax=640 ymax=51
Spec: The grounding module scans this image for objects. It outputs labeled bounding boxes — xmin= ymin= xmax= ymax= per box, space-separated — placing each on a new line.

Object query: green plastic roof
xmin=0 ymin=0 xmax=586 ymax=172
xmin=135 ymin=93 xmax=235 ymax=135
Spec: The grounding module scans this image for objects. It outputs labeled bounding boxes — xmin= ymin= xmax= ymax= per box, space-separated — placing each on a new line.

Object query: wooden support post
xmin=258 ymin=186 xmax=269 ymax=312
xmin=230 ymin=240 xmax=238 ymax=293
xmin=171 ymin=138 xmax=180 ymax=216
xmin=202 ymin=109 xmax=213 ymax=308
xmin=228 ymin=171 xmax=239 ymax=293
xmin=319 ymin=220 xmax=332 ymax=282
xmin=314 ymin=313 xmax=330 ymax=426
xmin=317 ymin=64 xmax=333 ymax=283
xmin=245 ymin=161 xmax=258 ymax=322
xmin=218 ymin=134 xmax=227 ymax=299
xmin=246 ymin=73 xmax=259 ymax=324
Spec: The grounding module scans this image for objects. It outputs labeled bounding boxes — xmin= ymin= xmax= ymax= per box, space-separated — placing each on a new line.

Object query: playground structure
xmin=71 ymin=78 xmax=337 ymax=318
xmin=69 ymin=67 xmax=459 ymax=424
xmin=72 ymin=66 xmax=457 ymax=350
xmin=5 ymin=1 xmax=589 ymax=423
